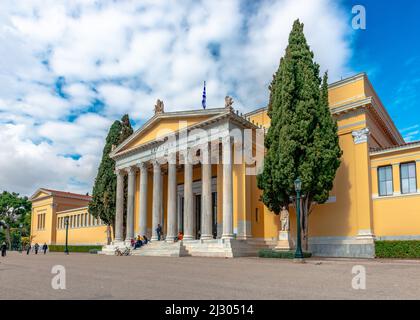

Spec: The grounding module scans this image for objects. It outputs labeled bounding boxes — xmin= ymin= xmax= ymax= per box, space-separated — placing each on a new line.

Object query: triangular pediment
xmin=113 ymin=108 xmax=228 ymax=155
xmin=29 ymin=189 xmax=52 ymax=201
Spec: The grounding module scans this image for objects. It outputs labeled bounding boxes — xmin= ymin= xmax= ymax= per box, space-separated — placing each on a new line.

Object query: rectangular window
xmin=378 ymin=165 xmax=393 ymax=196
xmin=400 ymin=162 xmax=417 ymax=194
xmin=255 ymin=208 xmax=259 ymax=222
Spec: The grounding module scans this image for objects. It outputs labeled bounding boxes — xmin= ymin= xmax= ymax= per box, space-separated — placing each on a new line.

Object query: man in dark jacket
xmin=34 ymin=243 xmax=39 ymax=254
xmin=42 ymin=243 xmax=48 ymax=254
xmin=1 ymin=242 xmax=7 ymax=257
xmin=26 ymin=243 xmax=31 ymax=255
xmin=156 ymin=224 xmax=162 ymax=241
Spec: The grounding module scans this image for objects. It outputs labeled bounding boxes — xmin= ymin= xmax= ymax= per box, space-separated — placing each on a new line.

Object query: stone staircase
xmin=130 ymin=241 xmax=189 ymax=257
xmin=100 ymin=238 xmax=276 ymax=258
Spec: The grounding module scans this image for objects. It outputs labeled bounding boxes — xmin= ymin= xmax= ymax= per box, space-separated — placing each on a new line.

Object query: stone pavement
xmin=1 ymin=251 xmax=419 ymax=300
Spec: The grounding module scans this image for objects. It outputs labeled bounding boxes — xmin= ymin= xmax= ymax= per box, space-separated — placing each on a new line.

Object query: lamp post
xmin=294 ymin=177 xmax=304 ymax=260
xmin=64 ymin=216 xmax=69 ymax=255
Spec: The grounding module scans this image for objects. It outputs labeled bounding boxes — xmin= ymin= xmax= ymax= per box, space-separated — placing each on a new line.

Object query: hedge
xmin=258 ymin=249 xmax=312 ymax=259
xmin=375 ymin=241 xmax=420 ymax=259
xmin=48 ymin=245 xmax=103 ymax=253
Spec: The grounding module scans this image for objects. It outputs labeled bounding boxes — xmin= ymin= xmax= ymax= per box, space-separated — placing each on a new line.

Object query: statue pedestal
xmin=274 ymin=231 xmax=292 ymax=251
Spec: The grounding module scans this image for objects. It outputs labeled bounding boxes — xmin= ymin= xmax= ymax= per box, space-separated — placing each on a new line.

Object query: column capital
xmin=222 ymin=135 xmax=232 ymax=145
xmin=125 ymin=166 xmax=136 ymax=175
xmin=137 ymin=162 xmax=148 ymax=170
xmin=352 ymin=128 xmax=370 ymax=145
xmin=115 ymin=168 xmax=125 ymax=176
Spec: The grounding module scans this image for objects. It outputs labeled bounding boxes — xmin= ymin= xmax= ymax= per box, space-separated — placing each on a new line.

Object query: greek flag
xmin=202 ymin=81 xmax=206 ymax=109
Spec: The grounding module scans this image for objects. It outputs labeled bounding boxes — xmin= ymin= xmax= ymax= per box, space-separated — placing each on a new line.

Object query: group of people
xmin=26 ymin=243 xmax=48 ymax=255
xmin=131 ymin=235 xmax=150 ymax=249
xmin=129 ymin=224 xmax=184 ymax=250
xmin=0 ymin=241 xmax=48 ymax=257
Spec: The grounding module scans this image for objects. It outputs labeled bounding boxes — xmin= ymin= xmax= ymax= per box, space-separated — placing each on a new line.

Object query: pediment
xmin=29 ymin=189 xmax=52 ymax=201
xmin=113 ymin=108 xmax=227 ymax=155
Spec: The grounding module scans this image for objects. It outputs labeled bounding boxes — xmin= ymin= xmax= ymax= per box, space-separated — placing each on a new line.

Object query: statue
xmin=275 ymin=206 xmax=292 ymax=251
xmin=224 ymin=96 xmax=234 ymax=109
xmin=280 ymin=206 xmax=290 ymax=231
xmin=154 ymin=99 xmax=164 ymax=114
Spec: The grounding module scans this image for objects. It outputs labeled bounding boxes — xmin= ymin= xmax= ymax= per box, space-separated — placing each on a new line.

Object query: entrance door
xmin=195 ymin=194 xmax=201 ymax=239
xmin=212 ymin=192 xmax=217 ymax=239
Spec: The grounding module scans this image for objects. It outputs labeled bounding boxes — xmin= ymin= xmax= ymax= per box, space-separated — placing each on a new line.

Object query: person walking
xmin=26 ymin=243 xmax=31 ymax=255
xmin=42 ymin=243 xmax=48 ymax=255
xmin=1 ymin=242 xmax=7 ymax=257
xmin=156 ymin=224 xmax=162 ymax=241
xmin=34 ymin=243 xmax=39 ymax=255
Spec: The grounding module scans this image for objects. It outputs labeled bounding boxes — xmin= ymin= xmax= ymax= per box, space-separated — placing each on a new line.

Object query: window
xmin=37 ymin=213 xmax=45 ymax=230
xmin=378 ymin=165 xmax=393 ymax=196
xmin=400 ymin=162 xmax=417 ymax=194
xmin=255 ymin=208 xmax=259 ymax=222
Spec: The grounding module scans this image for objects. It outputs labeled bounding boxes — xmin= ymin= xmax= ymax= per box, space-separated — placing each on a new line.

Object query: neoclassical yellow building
xmin=30 ymin=73 xmax=420 ymax=258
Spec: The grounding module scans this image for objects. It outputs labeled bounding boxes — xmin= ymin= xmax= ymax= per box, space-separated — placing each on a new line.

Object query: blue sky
xmin=0 ymin=0 xmax=418 ymax=195
xmin=345 ymin=0 xmax=420 ymax=141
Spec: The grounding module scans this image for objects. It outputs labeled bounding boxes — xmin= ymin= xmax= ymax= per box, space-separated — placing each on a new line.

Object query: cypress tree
xmin=89 ymin=114 xmax=133 ymax=244
xmin=257 ymin=20 xmax=342 ymax=250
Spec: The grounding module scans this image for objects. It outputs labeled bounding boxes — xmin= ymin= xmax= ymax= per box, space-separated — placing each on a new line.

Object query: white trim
xmin=372 ymin=192 xmax=420 ymax=200
xmin=376 ymin=235 xmax=420 ymax=241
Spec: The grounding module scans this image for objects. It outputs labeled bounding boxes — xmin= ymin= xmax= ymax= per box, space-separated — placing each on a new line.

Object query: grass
xmin=375 ymin=241 xmax=420 ymax=259
xmin=48 ymin=245 xmax=103 ymax=253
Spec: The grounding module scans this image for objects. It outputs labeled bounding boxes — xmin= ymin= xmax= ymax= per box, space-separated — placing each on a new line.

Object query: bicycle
xmin=114 ymin=247 xmax=131 ymax=256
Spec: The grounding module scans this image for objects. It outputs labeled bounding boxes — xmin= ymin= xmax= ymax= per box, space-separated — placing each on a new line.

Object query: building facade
xmin=30 ymin=188 xmax=108 ymax=245
xmin=30 ymin=73 xmax=420 ymax=258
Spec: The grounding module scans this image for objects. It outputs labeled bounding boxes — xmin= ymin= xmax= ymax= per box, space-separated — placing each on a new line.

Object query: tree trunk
xmin=301 ymin=195 xmax=311 ymax=252
xmin=106 ymin=224 xmax=112 ymax=245
xmin=5 ymin=226 xmax=12 ymax=250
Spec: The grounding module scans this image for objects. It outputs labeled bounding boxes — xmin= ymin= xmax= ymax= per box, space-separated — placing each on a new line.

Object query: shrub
xmin=48 ymin=245 xmax=103 ymax=253
xmin=375 ymin=241 xmax=420 ymax=259
xmin=258 ymin=249 xmax=312 ymax=259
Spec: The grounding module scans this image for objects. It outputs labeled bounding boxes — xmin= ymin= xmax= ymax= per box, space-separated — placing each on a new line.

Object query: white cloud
xmin=0 ymin=0 xmax=354 ymax=195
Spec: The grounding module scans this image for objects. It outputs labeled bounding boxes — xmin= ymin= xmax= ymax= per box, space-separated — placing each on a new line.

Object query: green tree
xmin=89 ymin=114 xmax=133 ymax=244
xmin=0 ymin=191 xmax=32 ymax=249
xmin=257 ymin=20 xmax=342 ymax=250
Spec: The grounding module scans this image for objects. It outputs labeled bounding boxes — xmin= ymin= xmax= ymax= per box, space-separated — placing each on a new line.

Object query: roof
xmin=30 ymin=188 xmax=92 ymax=202
xmin=370 ymin=140 xmax=420 ymax=155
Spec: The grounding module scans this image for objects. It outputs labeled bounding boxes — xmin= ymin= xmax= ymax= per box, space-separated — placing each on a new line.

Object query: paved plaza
xmin=1 ymin=252 xmax=420 ymax=300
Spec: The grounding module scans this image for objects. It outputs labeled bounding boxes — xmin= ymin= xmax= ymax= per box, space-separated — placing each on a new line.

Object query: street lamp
xmin=294 ymin=177 xmax=304 ymax=260
xmin=64 ymin=216 xmax=69 ymax=255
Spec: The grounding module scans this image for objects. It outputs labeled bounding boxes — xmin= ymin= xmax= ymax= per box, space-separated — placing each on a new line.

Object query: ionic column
xmin=166 ymin=154 xmax=178 ymax=242
xmin=152 ymin=161 xmax=162 ymax=241
xmin=222 ymin=137 xmax=234 ymax=239
xmin=183 ymin=150 xmax=194 ymax=240
xmin=114 ymin=169 xmax=125 ymax=242
xmin=125 ymin=167 xmax=136 ymax=243
xmin=201 ymin=143 xmax=213 ymax=240
xmin=138 ymin=162 xmax=148 ymax=237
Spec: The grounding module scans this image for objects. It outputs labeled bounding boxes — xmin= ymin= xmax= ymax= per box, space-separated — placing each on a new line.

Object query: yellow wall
xmin=371 ymin=146 xmax=420 ymax=237
xmin=55 ymin=207 xmax=108 ymax=245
